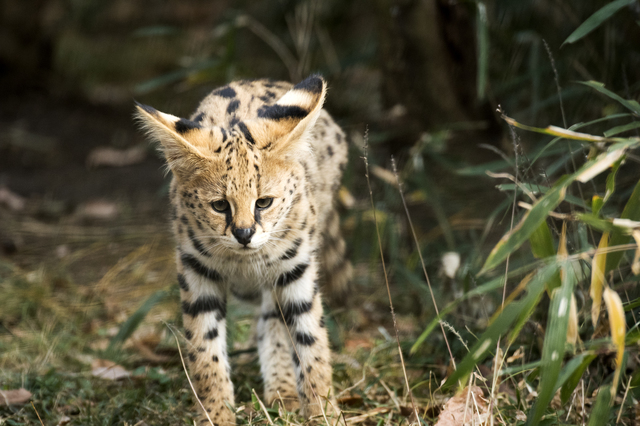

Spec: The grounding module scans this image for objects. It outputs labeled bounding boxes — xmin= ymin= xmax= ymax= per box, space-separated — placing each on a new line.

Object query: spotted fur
xmin=135 ymin=75 xmax=351 ymax=424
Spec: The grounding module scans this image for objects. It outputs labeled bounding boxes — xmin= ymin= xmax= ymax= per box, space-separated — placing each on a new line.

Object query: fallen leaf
xmin=91 ymin=359 xmax=131 ymax=380
xmin=434 ymin=386 xmax=491 ymax=426
xmin=87 ymin=145 xmax=147 ymax=168
xmin=0 ymin=186 xmax=26 ymax=211
xmin=57 ymin=415 xmax=71 ymax=426
xmin=0 ymin=388 xmax=32 ymax=405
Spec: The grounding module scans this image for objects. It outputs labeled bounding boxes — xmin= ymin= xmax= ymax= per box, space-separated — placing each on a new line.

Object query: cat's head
xmin=135 ymin=75 xmax=326 ymax=254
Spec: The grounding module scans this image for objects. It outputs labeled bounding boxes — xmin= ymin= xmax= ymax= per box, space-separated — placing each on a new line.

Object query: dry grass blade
xmin=362 ymin=138 xmax=419 ymax=424
xmin=345 ymin=407 xmax=392 ymax=424
xmin=165 ymin=322 xmax=215 ymax=426
xmin=391 ymin=157 xmax=456 ymax=369
xmin=252 ymin=388 xmax=274 ymax=425
xmin=30 ymin=402 xmax=44 ymax=426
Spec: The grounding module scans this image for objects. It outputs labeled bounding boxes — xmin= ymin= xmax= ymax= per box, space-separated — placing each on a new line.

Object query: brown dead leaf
xmin=76 ymin=200 xmax=119 ymax=220
xmin=434 ymin=386 xmax=491 ymax=426
xmin=133 ymin=340 xmax=172 ymax=363
xmin=344 ymin=338 xmax=374 ymax=351
xmin=91 ymin=359 xmax=131 ymax=380
xmin=0 ymin=186 xmax=26 ymax=211
xmin=87 ymin=145 xmax=147 ymax=168
xmin=0 ymin=388 xmax=32 ymax=406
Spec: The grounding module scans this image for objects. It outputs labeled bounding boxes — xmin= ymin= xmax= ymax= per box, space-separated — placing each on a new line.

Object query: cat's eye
xmin=256 ymin=197 xmax=273 ymax=209
xmin=212 ymin=199 xmax=230 ymax=212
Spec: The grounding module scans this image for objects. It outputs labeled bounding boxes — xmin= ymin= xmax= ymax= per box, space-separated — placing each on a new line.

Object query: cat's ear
xmin=135 ymin=102 xmax=221 ymax=178
xmin=244 ymin=75 xmax=327 ymax=153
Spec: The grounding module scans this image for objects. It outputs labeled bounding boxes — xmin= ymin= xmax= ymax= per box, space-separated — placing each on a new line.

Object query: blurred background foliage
xmin=2 ymin=0 xmax=640 ymax=424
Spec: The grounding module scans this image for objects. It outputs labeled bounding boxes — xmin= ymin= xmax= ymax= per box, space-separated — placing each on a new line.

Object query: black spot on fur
xmin=212 ymin=355 xmax=219 ymax=362
xmin=257 ymin=104 xmax=308 ymax=121
xmin=327 ymin=145 xmax=334 ymax=156
xmin=293 ymin=75 xmax=323 ymax=94
xmin=188 ymin=352 xmax=196 ymax=362
xmin=177 ymin=273 xmax=189 ymax=291
xmin=229 ymin=116 xmax=239 ymax=126
xmin=226 ymin=99 xmax=240 ymax=114
xmin=185 ymin=329 xmax=193 ymax=340
xmin=215 ymin=86 xmax=237 ymax=98
xmin=237 ymin=122 xmax=255 ymax=144
xmin=181 ymin=252 xmax=222 ymax=282
xmin=175 ymin=118 xmax=202 ymax=134
xmin=193 ymin=112 xmax=205 ymax=123
xmin=204 ymin=328 xmax=219 ymax=340
xmin=276 ymin=263 xmax=309 ymax=286
xmin=182 ymin=295 xmax=227 ymax=318
xmin=292 ymin=352 xmax=301 ymax=366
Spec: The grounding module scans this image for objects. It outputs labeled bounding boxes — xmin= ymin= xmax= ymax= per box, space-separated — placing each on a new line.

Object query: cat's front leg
xmin=274 ymin=259 xmax=337 ymax=419
xmin=178 ymin=252 xmax=235 ymax=425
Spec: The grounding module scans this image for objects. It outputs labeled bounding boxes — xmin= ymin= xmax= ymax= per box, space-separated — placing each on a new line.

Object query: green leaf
xmin=528 ymin=222 xmax=561 ymax=293
xmin=592 ymin=195 xmax=604 ymax=217
xmin=604 ymin=121 xmax=640 ymax=137
xmin=529 ymin=221 xmax=555 ymax=260
xmin=562 ymin=0 xmax=636 ymax=46
xmin=443 ymin=263 xmax=559 ymax=389
xmin=476 ymin=2 xmax=489 ymax=100
xmin=526 ymin=261 xmax=577 ymax=426
xmin=496 ymin=183 xmax=588 ymax=209
xmin=481 ymin=180 xmax=568 ymax=274
xmin=579 ymin=81 xmax=640 ymax=116
xmin=605 ymin=178 xmax=640 ymax=273
xmin=107 ymin=290 xmax=168 ymax=356
xmin=577 ymin=213 xmax=620 ymax=233
xmin=410 ymin=273 xmax=505 ymax=354
xmin=587 ymin=386 xmax=613 ymax=426
xmin=603 ymin=157 xmax=623 ymax=205
xmin=559 ymin=352 xmax=597 ymax=404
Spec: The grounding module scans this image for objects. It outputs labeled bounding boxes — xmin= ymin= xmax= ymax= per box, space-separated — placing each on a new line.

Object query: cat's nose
xmin=232 ymin=227 xmax=255 ymax=246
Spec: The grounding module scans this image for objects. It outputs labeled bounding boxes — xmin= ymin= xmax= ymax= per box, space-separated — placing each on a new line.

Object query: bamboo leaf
xmin=603 ymin=286 xmax=626 ymax=395
xmin=604 ymin=121 xmax=640 ymax=137
xmin=559 ymin=352 xmax=597 ymax=405
xmin=481 ymin=183 xmax=567 ymax=274
xmin=603 ymin=158 xmax=623 ymax=204
xmin=591 ymin=233 xmax=609 ymax=326
xmin=502 ymin=115 xmax=607 ymax=141
xmin=575 ymin=149 xmax=625 ymax=183
xmin=410 ymin=273 xmax=506 ymax=354
xmin=587 ymin=385 xmax=613 ymax=426
xmin=525 ymin=260 xmax=576 ymax=426
xmin=529 ymin=221 xmax=555 ymax=260
xmin=562 ymin=0 xmax=637 ymax=46
xmin=566 ymin=294 xmax=579 ymax=346
xmin=592 ymin=195 xmax=604 ymax=217
xmin=605 ymin=178 xmax=640 ymax=273
xmin=443 ymin=263 xmax=559 ymax=389
xmin=578 ymin=81 xmax=640 ymax=116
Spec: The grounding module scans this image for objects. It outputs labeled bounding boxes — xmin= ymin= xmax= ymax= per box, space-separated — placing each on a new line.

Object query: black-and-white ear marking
xmin=134 ymin=101 xmax=214 ymax=178
xmin=244 ymin=75 xmax=327 ymax=151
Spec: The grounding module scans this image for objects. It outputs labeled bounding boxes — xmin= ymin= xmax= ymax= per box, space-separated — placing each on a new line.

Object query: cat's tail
xmin=319 ymin=208 xmax=352 ymax=304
